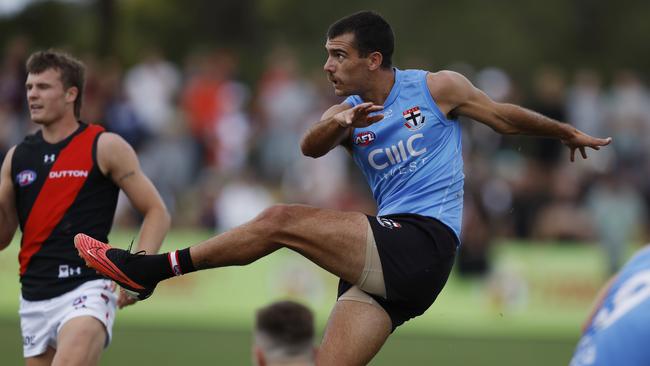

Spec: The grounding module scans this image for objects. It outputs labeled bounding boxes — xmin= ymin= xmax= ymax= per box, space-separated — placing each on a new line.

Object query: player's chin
xmin=30 ymin=116 xmax=48 ymax=125
xmin=32 ymin=115 xmax=58 ymax=126
xmin=332 ymin=87 xmax=350 ymax=97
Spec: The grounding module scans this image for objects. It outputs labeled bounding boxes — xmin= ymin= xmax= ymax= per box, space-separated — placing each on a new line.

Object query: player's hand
xmin=117 ymin=287 xmax=138 ymax=309
xmin=561 ymin=130 xmax=612 ymax=162
xmin=333 ymin=102 xmax=384 ymax=128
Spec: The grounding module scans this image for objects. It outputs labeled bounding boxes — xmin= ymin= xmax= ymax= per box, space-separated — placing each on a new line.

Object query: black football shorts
xmin=337 ymin=213 xmax=457 ymax=330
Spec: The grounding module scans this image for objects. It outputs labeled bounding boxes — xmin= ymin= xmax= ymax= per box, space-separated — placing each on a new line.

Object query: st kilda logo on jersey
xmin=402 ymin=106 xmax=425 ymax=131
xmin=376 ymin=216 xmax=402 ymax=229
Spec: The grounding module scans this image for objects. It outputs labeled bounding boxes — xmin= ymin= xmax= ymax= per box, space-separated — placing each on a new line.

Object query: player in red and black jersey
xmin=0 ymin=50 xmax=170 ymax=366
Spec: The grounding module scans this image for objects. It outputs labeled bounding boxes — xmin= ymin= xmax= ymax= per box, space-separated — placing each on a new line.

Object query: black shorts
xmin=337 ymin=213 xmax=458 ymax=331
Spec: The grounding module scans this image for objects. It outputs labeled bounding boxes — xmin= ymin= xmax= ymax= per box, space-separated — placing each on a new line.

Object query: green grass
xmin=0 ymin=230 xmax=610 ymax=365
xmin=0 ymin=317 xmax=577 ymax=366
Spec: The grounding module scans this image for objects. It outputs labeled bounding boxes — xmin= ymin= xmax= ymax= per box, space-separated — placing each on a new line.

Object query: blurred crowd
xmin=2 ymin=36 xmax=649 ymax=275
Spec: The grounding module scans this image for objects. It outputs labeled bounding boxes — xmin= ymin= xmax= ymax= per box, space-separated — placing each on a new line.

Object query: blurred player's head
xmin=324 ymin=11 xmax=394 ymax=96
xmin=25 ymin=49 xmax=85 ymax=124
xmin=253 ymin=301 xmax=315 ymax=366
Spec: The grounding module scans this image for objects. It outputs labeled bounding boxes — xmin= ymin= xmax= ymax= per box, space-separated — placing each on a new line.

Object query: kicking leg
xmin=190 ymin=204 xmax=368 ymax=284
xmin=76 ymin=204 xmax=371 ymax=297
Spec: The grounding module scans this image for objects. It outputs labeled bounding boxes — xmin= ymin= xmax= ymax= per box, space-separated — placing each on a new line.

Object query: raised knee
xmin=253 ymin=204 xmax=294 ymax=237
xmin=256 ymin=204 xmax=291 ymax=223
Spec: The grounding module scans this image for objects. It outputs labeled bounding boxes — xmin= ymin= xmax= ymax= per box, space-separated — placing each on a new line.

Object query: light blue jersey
xmin=571 ymin=246 xmax=650 ymax=366
xmin=345 ymin=68 xmax=464 ymax=241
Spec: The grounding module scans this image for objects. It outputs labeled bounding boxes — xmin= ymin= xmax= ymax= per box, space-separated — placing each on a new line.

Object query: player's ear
xmin=367 ymin=51 xmax=383 ymax=71
xmin=65 ymin=87 xmax=78 ymax=103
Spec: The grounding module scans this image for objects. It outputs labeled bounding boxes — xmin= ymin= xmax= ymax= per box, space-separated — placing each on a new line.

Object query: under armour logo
xmin=58 ymin=264 xmax=82 ymax=278
xmin=44 ymin=154 xmax=56 ymax=164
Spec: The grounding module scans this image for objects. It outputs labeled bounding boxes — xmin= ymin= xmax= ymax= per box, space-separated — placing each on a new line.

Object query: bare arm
xmin=0 ymin=147 xmax=18 ymax=250
xmin=300 ymin=102 xmax=384 ymax=158
xmin=97 ymin=133 xmax=171 ymax=254
xmin=98 ymin=133 xmax=171 ymax=308
xmin=428 ymin=71 xmax=611 ymax=161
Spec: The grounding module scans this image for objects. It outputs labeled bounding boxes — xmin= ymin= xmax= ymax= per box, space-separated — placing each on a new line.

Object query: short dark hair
xmin=254 ymin=301 xmax=314 ymax=359
xmin=327 ymin=10 xmax=394 ymax=68
xmin=26 ymin=49 xmax=85 ymax=118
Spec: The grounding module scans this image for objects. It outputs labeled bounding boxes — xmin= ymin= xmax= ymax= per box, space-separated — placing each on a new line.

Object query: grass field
xmin=0 ymin=230 xmax=613 ymax=365
xmin=0 ymin=317 xmax=578 ymax=365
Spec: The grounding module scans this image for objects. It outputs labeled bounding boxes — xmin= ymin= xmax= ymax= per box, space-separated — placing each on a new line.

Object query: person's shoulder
xmin=426 ymin=70 xmax=470 ymax=88
xmin=97 ymin=132 xmax=135 ymax=157
xmin=398 ymin=68 xmax=428 ymax=81
xmin=426 ymin=70 xmax=474 ymax=103
xmin=97 ymin=131 xmax=127 ymax=146
xmin=96 ymin=132 xmax=137 ymax=173
xmin=1 ymin=145 xmax=17 ymax=166
xmin=19 ymin=129 xmax=43 ymax=146
xmin=9 ymin=131 xmax=42 ymax=158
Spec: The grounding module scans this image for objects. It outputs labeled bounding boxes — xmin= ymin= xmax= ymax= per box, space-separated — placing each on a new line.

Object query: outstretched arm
xmin=300 ymin=102 xmax=384 ymax=158
xmin=428 ymin=71 xmax=611 ymax=161
xmin=0 ymin=147 xmax=18 ymax=250
xmin=97 ymin=133 xmax=171 ymax=307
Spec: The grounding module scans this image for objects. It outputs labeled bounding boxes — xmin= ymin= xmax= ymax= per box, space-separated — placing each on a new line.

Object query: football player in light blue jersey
xmin=570 ymin=246 xmax=650 ymax=366
xmin=72 ymin=11 xmax=612 ymax=366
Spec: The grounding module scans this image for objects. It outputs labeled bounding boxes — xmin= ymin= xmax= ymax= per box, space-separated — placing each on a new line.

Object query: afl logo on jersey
xmin=354 ymin=131 xmax=376 ymax=146
xmin=403 ymin=106 xmax=425 ymax=131
xmin=16 ymin=170 xmax=37 ymax=187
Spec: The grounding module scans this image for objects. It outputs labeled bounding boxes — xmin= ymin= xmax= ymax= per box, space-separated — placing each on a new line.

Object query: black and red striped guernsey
xmin=11 ymin=122 xmax=119 ymax=300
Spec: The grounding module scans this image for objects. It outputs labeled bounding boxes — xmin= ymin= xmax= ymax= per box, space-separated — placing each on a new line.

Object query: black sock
xmin=177 ymin=247 xmax=197 ymax=274
xmin=156 ymin=247 xmax=197 ymax=281
xmin=109 ymin=247 xmax=197 ymax=287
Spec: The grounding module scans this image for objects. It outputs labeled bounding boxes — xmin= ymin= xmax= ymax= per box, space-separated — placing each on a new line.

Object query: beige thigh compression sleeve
xmin=357 ymin=222 xmax=387 ymax=298
xmin=339 ymin=222 xmax=387 ymax=304
xmin=338 ymin=285 xmax=384 ymax=310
